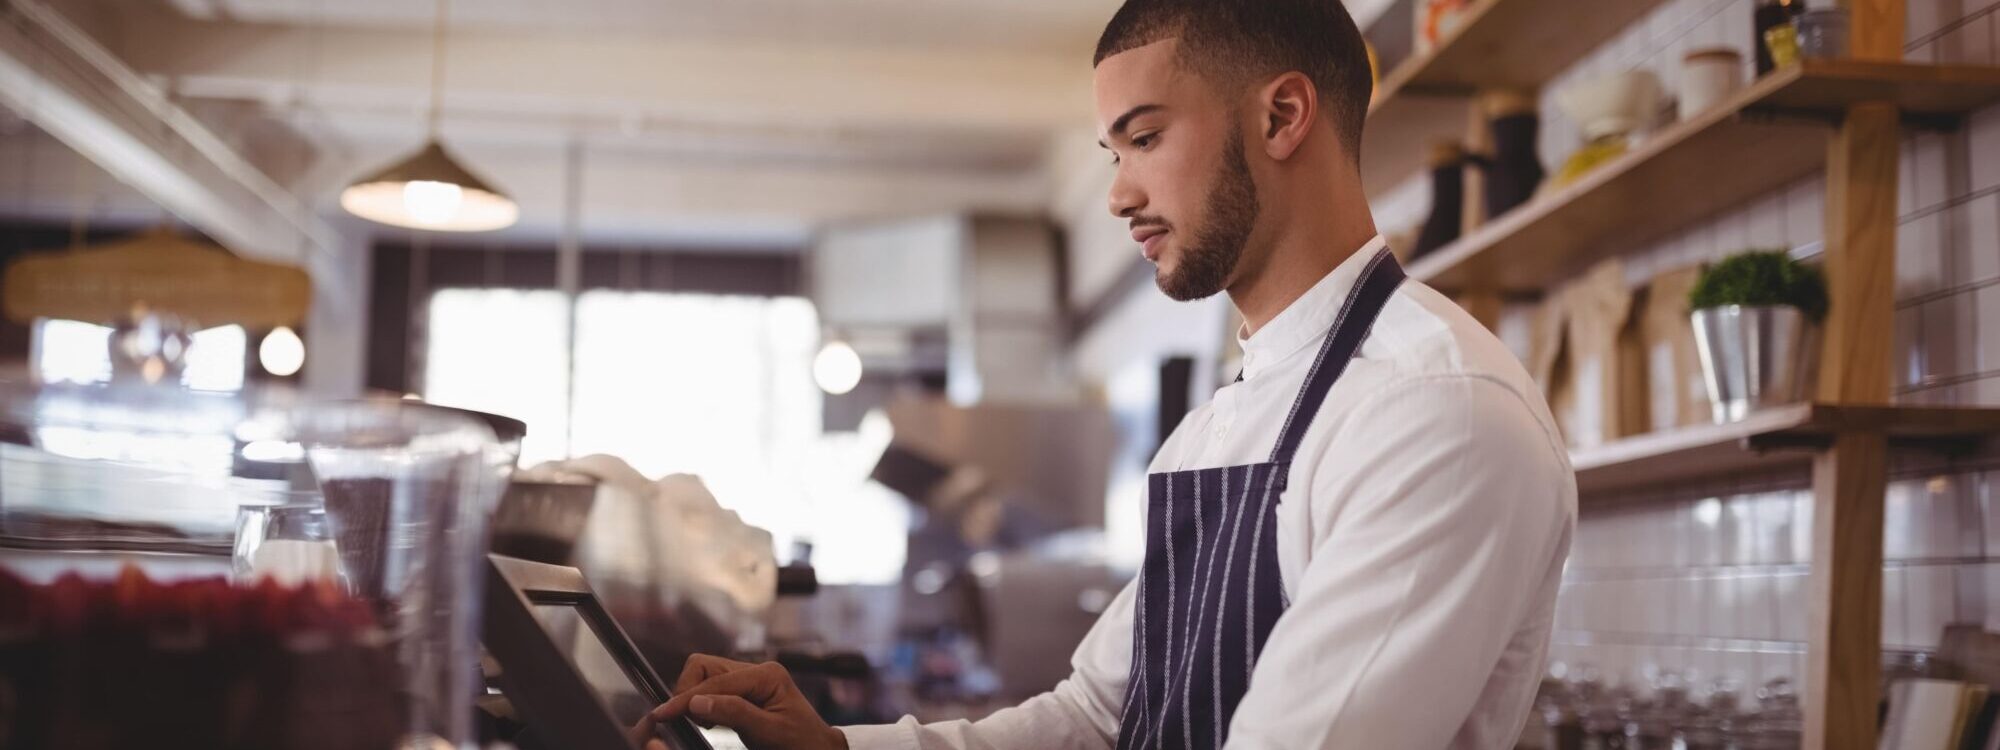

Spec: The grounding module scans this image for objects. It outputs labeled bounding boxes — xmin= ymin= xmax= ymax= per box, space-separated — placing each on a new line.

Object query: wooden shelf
xmin=1409 ymin=61 xmax=2000 ymax=295
xmin=1361 ymin=0 xmax=1666 ymax=197
xmin=1573 ymin=403 xmax=2000 ymax=496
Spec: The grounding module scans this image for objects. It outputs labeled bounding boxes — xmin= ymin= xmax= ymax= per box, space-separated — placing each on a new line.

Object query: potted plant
xmin=1687 ymin=250 xmax=1828 ymax=423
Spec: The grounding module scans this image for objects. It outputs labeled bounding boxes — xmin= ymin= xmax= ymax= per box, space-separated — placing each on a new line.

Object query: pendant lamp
xmin=340 ymin=0 xmax=517 ymax=232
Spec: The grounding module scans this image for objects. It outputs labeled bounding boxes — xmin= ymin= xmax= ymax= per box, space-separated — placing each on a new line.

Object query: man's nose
xmin=1108 ymin=167 xmax=1144 ymax=219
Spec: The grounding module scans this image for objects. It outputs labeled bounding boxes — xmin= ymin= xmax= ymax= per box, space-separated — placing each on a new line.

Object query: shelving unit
xmin=1362 ymin=0 xmax=1665 ymax=197
xmin=1356 ymin=0 xmax=2000 ymax=747
xmin=1410 ymin=61 xmax=2000 ymax=294
xmin=1572 ymin=404 xmax=2000 ymax=496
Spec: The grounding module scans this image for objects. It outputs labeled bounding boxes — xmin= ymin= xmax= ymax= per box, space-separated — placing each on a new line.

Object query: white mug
xmin=1680 ymin=48 xmax=1745 ymax=121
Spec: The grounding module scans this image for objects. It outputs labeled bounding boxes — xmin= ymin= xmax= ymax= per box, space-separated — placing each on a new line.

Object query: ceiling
xmin=157 ymin=0 xmax=1399 ymax=48
xmin=0 ymin=0 xmax=1115 ymax=246
xmin=4 ymin=0 xmax=1396 ymax=248
xmin=160 ymin=0 xmax=1121 ymax=56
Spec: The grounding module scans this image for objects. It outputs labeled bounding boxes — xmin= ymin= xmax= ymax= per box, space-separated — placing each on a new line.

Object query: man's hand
xmin=649 ymin=654 xmax=849 ymax=750
xmin=628 ymin=715 xmax=669 ymax=750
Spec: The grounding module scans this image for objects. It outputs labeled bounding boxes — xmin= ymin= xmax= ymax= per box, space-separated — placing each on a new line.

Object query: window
xmin=27 ymin=318 xmax=247 ymax=474
xmin=35 ymin=319 xmax=115 ymax=386
xmin=33 ymin=318 xmax=246 ymax=392
xmin=423 ymin=289 xmax=574 ymax=465
xmin=568 ymin=292 xmax=820 ymax=489
xmin=424 ymin=289 xmax=907 ymax=584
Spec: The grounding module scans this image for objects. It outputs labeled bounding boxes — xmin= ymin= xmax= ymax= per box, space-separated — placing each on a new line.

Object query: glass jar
xmin=1738 ymin=677 xmax=1805 ymax=750
xmin=1795 ymin=9 xmax=1850 ymax=60
xmin=0 ymin=373 xmax=507 ymax=749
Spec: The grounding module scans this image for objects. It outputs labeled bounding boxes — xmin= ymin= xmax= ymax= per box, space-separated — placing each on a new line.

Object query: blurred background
xmin=0 ymin=0 xmax=1330 ymax=728
xmin=4 ymin=0 xmax=2000 ymax=747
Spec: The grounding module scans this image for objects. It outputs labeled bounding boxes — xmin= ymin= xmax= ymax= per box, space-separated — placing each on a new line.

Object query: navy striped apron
xmin=1115 ymin=248 xmax=1405 ymax=750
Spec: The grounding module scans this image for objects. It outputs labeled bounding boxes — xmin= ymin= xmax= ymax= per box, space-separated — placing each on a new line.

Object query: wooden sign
xmin=2 ymin=229 xmax=311 ymax=328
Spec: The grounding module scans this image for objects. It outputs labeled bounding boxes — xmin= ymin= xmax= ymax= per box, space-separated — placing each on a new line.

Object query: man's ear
xmin=1257 ymin=72 xmax=1318 ymax=162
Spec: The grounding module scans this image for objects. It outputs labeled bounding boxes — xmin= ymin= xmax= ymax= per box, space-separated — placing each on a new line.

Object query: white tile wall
xmin=1785 ymin=176 xmax=1826 ymax=247
xmin=1922 ymin=291 xmax=1980 ymax=383
xmin=1982 ymin=469 xmax=2000 ymax=551
xmin=1956 ymin=562 xmax=1989 ymax=627
xmin=1942 ymin=17 xmax=1997 ymax=65
xmin=1336 ymin=0 xmax=2000 ymax=694
xmin=1898 ymin=307 xmax=1926 ymax=389
xmin=1911 ymin=132 xmax=1954 ymax=213
xmin=1899 ymin=213 xmax=1949 ymax=298
xmin=1563 ymin=473 xmax=1999 ymax=687
xmin=1886 ymin=481 xmax=1931 ymax=560
xmin=1902 ymin=140 xmax=1924 ymax=217
xmin=1773 ymin=571 xmax=1808 ymax=642
xmin=1908 ymin=0 xmax=1961 ymax=44
xmin=1972 ymin=107 xmax=2000 ymax=193
xmin=1545 ymin=0 xmax=2000 ymax=691
xmin=1979 ymin=284 xmax=2000 ymax=372
xmin=1952 ymin=194 xmax=2000 ymax=283
xmin=1905 ymin=565 xmax=1959 ymax=650
xmin=1983 ymin=562 xmax=2000 ymax=633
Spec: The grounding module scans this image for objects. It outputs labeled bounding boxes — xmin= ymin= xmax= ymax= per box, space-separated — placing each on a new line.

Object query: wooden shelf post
xmin=1803 ymin=2 xmax=1905 ymax=747
xmin=1805 ymin=430 xmax=1892 ymax=750
xmin=1816 ymin=101 xmax=1901 ymax=407
xmin=1803 ymin=101 xmax=1900 ymax=750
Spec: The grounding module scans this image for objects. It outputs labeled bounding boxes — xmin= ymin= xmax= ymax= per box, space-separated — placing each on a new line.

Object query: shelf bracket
xmin=1740 ymin=105 xmax=1965 ymax=132
xmin=1887 ymin=434 xmax=1992 ymax=458
xmin=1743 ymin=433 xmax=1835 ymax=453
xmin=1746 ymin=432 xmax=1991 ymax=457
xmin=1739 ymin=106 xmax=1847 ymax=129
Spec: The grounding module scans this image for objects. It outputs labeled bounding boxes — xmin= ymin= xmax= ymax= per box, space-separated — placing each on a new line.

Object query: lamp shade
xmin=3 ymin=228 xmax=311 ymax=327
xmin=340 ymin=141 xmax=518 ymax=232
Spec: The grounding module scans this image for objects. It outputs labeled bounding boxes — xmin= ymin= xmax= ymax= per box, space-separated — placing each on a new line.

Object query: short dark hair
xmin=1094 ymin=0 xmax=1373 ymax=158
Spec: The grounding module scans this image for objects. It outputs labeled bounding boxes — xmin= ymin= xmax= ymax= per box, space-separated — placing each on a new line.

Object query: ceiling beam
xmin=0 ymin=0 xmax=335 ymax=265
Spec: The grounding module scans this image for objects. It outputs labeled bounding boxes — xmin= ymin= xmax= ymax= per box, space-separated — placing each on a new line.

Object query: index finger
xmin=673 ymin=653 xmax=755 ymax=695
xmin=653 ymin=662 xmax=788 ymax=721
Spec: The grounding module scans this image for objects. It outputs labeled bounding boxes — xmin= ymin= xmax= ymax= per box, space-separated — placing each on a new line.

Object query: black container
xmin=1413 ymin=143 xmax=1468 ymax=260
xmin=1476 ymin=111 xmax=1546 ymax=221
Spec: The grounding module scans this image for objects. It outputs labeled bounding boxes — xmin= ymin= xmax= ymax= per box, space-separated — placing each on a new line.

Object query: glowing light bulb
xmin=813 ymin=341 xmax=863 ymax=395
xmin=259 ymin=326 xmax=306 ymax=377
xmin=402 ymin=180 xmax=464 ymax=226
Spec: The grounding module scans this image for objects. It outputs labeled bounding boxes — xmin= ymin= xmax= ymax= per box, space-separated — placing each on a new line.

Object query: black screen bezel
xmin=485 ymin=554 xmax=713 ymax=750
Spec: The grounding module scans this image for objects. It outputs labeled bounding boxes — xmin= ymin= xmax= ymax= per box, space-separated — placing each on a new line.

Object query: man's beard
xmin=1157 ymin=125 xmax=1261 ymax=302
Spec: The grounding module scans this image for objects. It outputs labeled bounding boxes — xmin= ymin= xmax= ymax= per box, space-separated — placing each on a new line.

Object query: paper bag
xmin=1527 ymin=291 xmax=1570 ymax=423
xmin=1555 ymin=260 xmax=1641 ymax=449
xmin=1640 ymin=266 xmax=1712 ymax=431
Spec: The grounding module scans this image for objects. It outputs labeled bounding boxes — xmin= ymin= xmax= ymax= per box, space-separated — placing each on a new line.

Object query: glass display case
xmin=0 ymin=371 xmax=511 ymax=749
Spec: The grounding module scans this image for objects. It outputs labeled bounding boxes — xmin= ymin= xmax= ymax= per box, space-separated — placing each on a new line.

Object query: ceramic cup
xmin=1680 ymin=48 xmax=1745 ymax=121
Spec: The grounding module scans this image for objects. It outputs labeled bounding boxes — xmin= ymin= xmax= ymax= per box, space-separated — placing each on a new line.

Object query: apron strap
xmin=1267 ymin=248 xmax=1405 ymax=465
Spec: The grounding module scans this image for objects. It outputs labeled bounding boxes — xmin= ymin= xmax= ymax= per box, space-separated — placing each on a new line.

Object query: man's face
xmin=1094 ymin=39 xmax=1261 ymax=302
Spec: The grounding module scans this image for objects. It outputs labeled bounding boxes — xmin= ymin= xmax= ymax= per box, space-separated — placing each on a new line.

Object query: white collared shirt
xmin=842 ymin=236 xmax=1577 ymax=750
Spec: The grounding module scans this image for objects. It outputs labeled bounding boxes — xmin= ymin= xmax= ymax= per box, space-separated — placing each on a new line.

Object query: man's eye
xmin=1133 ymin=133 xmax=1158 ymax=149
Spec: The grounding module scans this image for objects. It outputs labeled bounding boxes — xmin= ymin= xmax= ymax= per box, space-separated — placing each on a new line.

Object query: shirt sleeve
xmin=838 ymin=578 xmax=1136 ymax=750
xmin=1223 ymin=374 xmax=1575 ymax=749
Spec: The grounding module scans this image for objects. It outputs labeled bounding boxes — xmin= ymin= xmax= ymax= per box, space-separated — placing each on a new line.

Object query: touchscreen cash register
xmin=485 ymin=554 xmax=718 ymax=750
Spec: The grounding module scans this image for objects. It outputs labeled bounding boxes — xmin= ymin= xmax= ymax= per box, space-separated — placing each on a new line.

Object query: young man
xmin=645 ymin=1 xmax=1575 ymax=747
